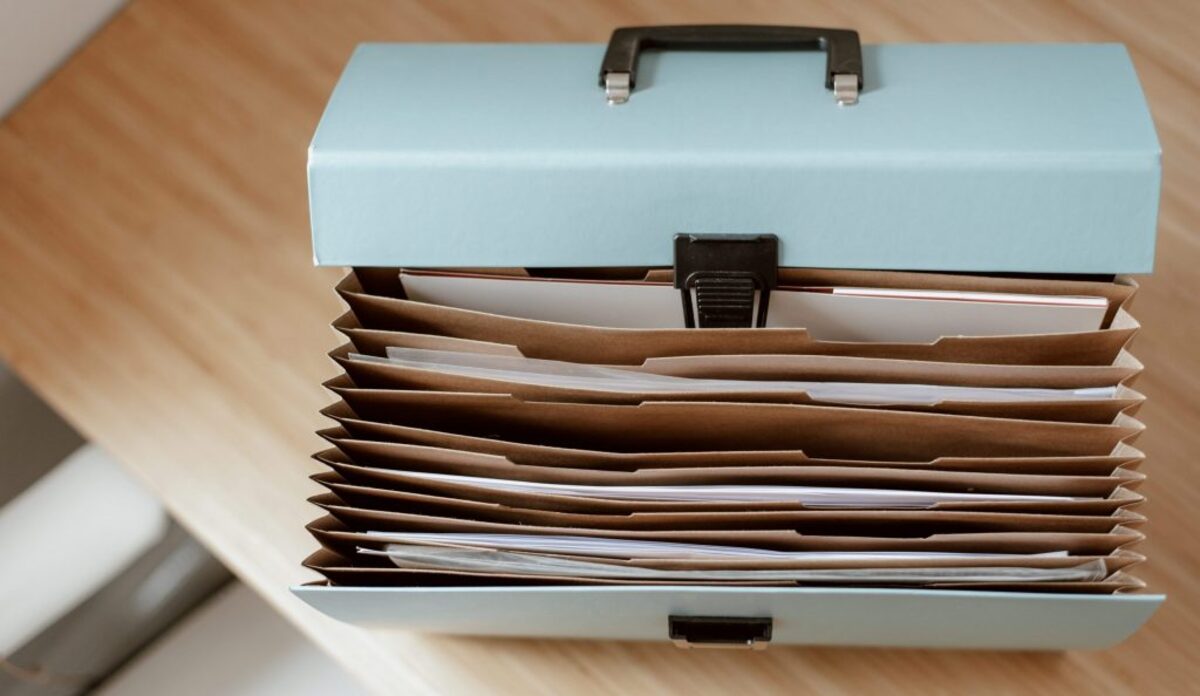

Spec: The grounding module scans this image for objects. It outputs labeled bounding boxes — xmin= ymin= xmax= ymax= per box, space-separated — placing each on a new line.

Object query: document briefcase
xmin=293 ymin=25 xmax=1164 ymax=650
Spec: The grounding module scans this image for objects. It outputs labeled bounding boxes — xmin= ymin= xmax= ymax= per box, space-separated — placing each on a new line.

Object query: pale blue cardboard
xmin=309 ymin=42 xmax=1160 ymax=272
xmin=302 ymin=41 xmax=1164 ymax=647
xmin=291 ymin=585 xmax=1163 ymax=649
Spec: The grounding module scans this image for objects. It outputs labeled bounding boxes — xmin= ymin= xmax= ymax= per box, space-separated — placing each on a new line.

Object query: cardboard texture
xmin=290 ymin=579 xmax=1161 ymax=648
xmin=335 ymin=349 xmax=1144 ymax=423
xmin=307 ymin=515 xmax=1143 ymax=574
xmin=397 ymin=270 xmax=1113 ymax=337
xmin=298 ymin=268 xmax=1159 ymax=647
xmin=302 ymin=551 xmax=1143 ymax=593
xmin=308 ymin=44 xmax=1160 ymax=274
xmin=323 ymin=402 xmax=1145 ymax=476
xmin=307 ymin=505 xmax=1142 ymax=555
xmin=314 ymin=453 xmax=1147 ymax=508
xmin=337 ymin=272 xmax=1141 ymax=367
xmin=324 ymin=384 xmax=1142 ymax=460
xmin=308 ymin=487 xmax=1142 ymax=534
xmin=314 ymin=442 xmax=1143 ymax=499
xmin=312 ymin=469 xmax=1142 ymax=519
xmin=335 ymin=312 xmax=1144 ymax=389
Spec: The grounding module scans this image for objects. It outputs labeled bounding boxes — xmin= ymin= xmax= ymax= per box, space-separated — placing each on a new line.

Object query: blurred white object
xmin=96 ymin=583 xmax=369 ymax=696
xmin=0 ymin=443 xmax=168 ymax=654
xmin=0 ymin=364 xmax=84 ymax=507
xmin=0 ymin=0 xmax=126 ymax=116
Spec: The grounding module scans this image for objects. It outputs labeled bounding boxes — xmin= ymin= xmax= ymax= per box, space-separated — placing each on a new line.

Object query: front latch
xmin=674 ymin=233 xmax=779 ymax=329
xmin=668 ymin=615 xmax=774 ymax=650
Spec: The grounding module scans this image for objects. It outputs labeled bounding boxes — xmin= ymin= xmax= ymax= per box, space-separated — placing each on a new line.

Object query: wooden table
xmin=1 ymin=1 xmax=1197 ymax=693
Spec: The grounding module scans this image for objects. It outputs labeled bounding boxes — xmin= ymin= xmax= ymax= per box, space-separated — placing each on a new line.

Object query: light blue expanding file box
xmin=297 ymin=25 xmax=1164 ymax=650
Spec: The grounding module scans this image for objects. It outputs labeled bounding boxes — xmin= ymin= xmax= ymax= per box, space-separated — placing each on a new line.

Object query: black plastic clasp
xmin=668 ymin=615 xmax=774 ymax=650
xmin=674 ymin=233 xmax=779 ymax=329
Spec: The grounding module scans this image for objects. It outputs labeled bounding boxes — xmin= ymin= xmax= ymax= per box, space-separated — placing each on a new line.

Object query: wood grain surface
xmin=0 ymin=1 xmax=1197 ymax=694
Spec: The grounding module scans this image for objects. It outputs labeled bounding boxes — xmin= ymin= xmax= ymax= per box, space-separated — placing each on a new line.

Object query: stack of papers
xmin=350 ymin=347 xmax=1118 ymax=406
xmin=368 ymin=533 xmax=1062 ymax=560
xmin=400 ymin=270 xmax=1109 ymax=340
xmin=302 ymin=268 xmax=1147 ymax=594
xmin=386 ymin=470 xmax=1080 ymax=508
xmin=359 ymin=543 xmax=1107 ymax=583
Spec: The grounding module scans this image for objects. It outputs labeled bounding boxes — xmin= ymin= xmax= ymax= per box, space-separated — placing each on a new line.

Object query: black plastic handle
xmin=599 ymin=24 xmax=863 ymax=91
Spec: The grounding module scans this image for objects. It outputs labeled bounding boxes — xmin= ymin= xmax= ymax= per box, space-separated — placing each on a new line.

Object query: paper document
xmin=360 ymin=544 xmax=1106 ymax=583
xmin=354 ymin=348 xmax=1118 ymax=406
xmin=815 ymin=286 xmax=1109 ymax=306
xmin=363 ymin=532 xmax=1072 ymax=561
xmin=386 ymin=470 xmax=1079 ymax=508
xmin=399 ymin=270 xmax=1108 ymax=341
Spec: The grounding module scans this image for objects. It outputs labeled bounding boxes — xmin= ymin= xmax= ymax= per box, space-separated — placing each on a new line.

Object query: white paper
xmin=824 ymin=286 xmax=1108 ymax=307
xmin=361 ymin=544 xmax=1106 ymax=583
xmin=363 ymin=532 xmax=1071 ymax=561
xmin=355 ymin=348 xmax=1118 ymax=406
xmin=380 ymin=470 xmax=1077 ymax=507
xmin=399 ymin=271 xmax=1108 ymax=341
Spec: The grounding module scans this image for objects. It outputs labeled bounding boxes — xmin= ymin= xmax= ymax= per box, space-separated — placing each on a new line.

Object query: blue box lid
xmin=308 ymin=42 xmax=1160 ymax=273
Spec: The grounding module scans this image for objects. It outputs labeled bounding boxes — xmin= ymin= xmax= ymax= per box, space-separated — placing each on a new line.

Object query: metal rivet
xmin=604 ymin=72 xmax=631 ymax=105
xmin=833 ymin=73 xmax=859 ymax=106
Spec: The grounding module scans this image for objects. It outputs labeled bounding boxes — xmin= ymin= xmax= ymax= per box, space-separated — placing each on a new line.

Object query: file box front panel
xmin=309 ymin=43 xmax=1160 ymax=273
xmin=292 ymin=585 xmax=1162 ymax=650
